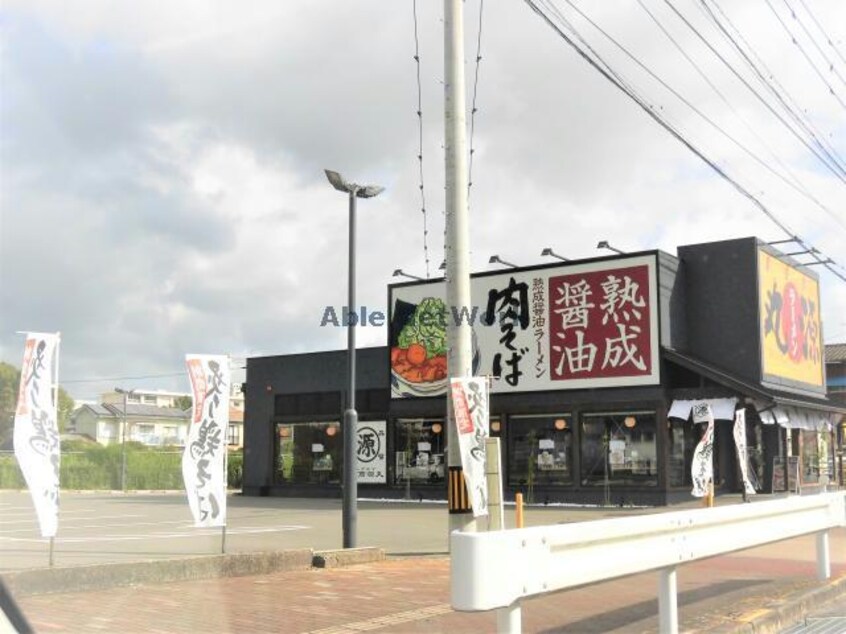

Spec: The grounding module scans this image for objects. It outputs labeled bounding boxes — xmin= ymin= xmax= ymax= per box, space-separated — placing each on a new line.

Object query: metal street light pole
xmin=325 ymin=169 xmax=384 ymax=549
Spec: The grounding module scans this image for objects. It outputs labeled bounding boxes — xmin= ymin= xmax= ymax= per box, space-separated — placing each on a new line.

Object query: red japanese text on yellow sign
xmin=758 ymin=249 xmax=824 ymax=387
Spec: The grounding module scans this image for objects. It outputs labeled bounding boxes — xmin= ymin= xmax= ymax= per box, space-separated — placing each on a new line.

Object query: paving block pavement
xmin=13 ymin=543 xmax=846 ymax=633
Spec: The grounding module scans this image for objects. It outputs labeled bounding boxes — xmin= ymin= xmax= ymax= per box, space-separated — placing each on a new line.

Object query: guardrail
xmin=451 ymin=492 xmax=846 ymax=633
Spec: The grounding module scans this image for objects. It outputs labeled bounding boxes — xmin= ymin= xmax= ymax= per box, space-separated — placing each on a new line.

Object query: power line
xmin=522 ymin=0 xmax=846 ymax=284
xmin=670 ymin=0 xmax=846 ymax=182
xmin=62 ymin=372 xmax=186 ymax=384
xmin=575 ymin=0 xmax=846 ymax=233
xmin=796 ymin=0 xmax=846 ymax=68
xmin=412 ymin=0 xmax=431 ymax=279
xmin=467 ymin=0 xmax=486 ymax=206
xmin=763 ymin=0 xmax=846 ymax=109
xmin=782 ymin=0 xmax=846 ymax=91
xmin=698 ymin=0 xmax=846 ymax=182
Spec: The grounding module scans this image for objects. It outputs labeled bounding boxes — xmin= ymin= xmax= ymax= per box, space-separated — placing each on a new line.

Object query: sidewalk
xmin=14 ymin=531 xmax=846 ymax=633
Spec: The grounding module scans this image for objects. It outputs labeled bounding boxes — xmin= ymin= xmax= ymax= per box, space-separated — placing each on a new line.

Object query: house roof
xmin=72 ymin=403 xmax=115 ymax=418
xmin=105 ymin=403 xmax=190 ymax=420
xmin=826 ymin=343 xmax=846 ymax=363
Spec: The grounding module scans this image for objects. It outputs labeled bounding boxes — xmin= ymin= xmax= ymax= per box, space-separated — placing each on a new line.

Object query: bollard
xmin=515 ymin=492 xmax=524 ymax=529
xmin=703 ymin=482 xmax=714 ymax=508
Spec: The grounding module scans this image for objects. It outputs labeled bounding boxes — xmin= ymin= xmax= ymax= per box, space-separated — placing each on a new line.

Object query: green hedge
xmin=0 ymin=444 xmax=243 ymax=491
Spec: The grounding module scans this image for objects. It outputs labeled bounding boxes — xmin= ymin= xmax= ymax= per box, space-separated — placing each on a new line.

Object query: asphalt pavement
xmin=2 ymin=491 xmax=846 ymax=633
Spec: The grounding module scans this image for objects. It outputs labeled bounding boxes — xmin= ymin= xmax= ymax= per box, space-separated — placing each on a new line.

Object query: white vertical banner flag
xmin=14 ymin=332 xmax=61 ymax=538
xmin=690 ymin=402 xmax=715 ymax=498
xmin=449 ymin=377 xmax=489 ymax=517
xmin=733 ymin=408 xmax=756 ymax=496
xmin=183 ymin=355 xmax=230 ymax=527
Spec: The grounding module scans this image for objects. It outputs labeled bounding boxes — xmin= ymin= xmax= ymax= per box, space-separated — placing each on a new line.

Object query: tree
xmin=173 ymin=395 xmax=193 ymax=411
xmin=0 ymin=361 xmax=75 ymax=445
xmin=0 ymin=362 xmax=21 ymax=446
xmin=57 ymin=387 xmax=75 ymax=433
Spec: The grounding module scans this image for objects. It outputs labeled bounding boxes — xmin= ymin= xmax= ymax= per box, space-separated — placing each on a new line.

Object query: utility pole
xmin=444 ymin=0 xmax=475 ymax=534
xmin=115 ymin=387 xmax=134 ymax=491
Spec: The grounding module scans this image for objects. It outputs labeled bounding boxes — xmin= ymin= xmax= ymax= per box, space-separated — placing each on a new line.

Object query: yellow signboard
xmin=758 ymin=249 xmax=824 ymax=388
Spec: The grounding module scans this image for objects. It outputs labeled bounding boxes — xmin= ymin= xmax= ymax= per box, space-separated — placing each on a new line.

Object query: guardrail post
xmin=496 ymin=602 xmax=521 ymax=634
xmin=658 ymin=567 xmax=678 ymax=634
xmin=816 ymin=530 xmax=831 ymax=580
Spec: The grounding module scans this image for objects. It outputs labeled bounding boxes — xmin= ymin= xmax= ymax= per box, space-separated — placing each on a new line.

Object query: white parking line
xmin=0 ymin=525 xmax=310 ymax=544
xmin=0 ymin=508 xmax=122 ymax=520
xmin=0 ymin=514 xmax=145 ymax=527
xmin=0 ymin=518 xmax=194 ymax=535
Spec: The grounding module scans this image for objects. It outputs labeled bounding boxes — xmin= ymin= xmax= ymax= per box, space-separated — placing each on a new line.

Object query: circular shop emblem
xmin=356 ymin=426 xmax=381 ymax=463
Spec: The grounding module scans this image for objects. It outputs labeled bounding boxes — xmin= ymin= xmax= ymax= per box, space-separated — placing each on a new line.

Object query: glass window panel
xmin=394 ymin=419 xmax=446 ymax=485
xmin=581 ymin=412 xmax=657 ymax=486
xmin=274 ymin=421 xmax=342 ymax=485
xmin=508 ymin=415 xmax=573 ymax=487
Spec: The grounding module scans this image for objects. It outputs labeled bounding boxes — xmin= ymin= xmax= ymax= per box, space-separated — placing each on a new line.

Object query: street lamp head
xmin=325 ymin=169 xmax=350 ymax=192
xmin=324 ymin=169 xmax=384 ymax=198
xmin=393 ymin=269 xmax=424 ymax=281
xmin=541 ymin=247 xmax=569 ymax=262
xmin=114 ymin=387 xmax=135 ymax=395
xmin=597 ymin=240 xmax=626 ymax=255
xmin=489 ymin=255 xmax=518 ymax=269
xmin=357 ymin=185 xmax=385 ymax=199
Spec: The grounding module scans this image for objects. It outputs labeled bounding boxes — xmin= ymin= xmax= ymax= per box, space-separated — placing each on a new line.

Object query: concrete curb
xmin=1 ymin=547 xmax=387 ymax=598
xmin=728 ymin=574 xmax=846 ymax=634
xmin=1 ymin=550 xmax=314 ymax=597
xmin=313 ymin=547 xmax=385 ymax=569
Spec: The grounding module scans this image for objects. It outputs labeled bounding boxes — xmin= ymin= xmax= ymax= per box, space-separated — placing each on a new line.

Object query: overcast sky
xmin=1 ymin=0 xmax=844 ymax=402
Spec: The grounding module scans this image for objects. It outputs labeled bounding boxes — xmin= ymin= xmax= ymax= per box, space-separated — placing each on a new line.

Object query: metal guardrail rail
xmin=451 ymin=492 xmax=846 ymax=633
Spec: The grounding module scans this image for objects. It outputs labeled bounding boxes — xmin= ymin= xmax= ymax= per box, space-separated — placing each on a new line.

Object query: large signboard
xmin=389 ymin=255 xmax=660 ymax=398
xmin=758 ymin=249 xmax=824 ymax=392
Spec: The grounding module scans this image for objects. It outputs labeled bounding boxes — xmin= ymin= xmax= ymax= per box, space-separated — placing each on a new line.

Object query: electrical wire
xmin=523 ymin=0 xmax=846 ymax=283
xmin=782 ymin=0 xmax=846 ymax=91
xmin=573 ymin=0 xmax=846 ymax=233
xmin=698 ymin=0 xmax=846 ymax=183
xmin=62 ymin=372 xmax=186 ymax=384
xmin=666 ymin=0 xmax=846 ymax=182
xmin=467 ymin=0 xmax=485 ymax=206
xmin=412 ymin=0 xmax=431 ymax=279
xmin=763 ymin=0 xmax=846 ymax=109
xmin=796 ymin=0 xmax=846 ymax=68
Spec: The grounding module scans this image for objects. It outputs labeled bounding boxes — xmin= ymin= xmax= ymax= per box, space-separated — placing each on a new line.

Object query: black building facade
xmin=243 ymin=237 xmax=845 ymax=505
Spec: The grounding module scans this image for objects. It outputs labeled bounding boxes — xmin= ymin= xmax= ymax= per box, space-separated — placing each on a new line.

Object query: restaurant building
xmin=242 ymin=237 xmax=845 ymax=505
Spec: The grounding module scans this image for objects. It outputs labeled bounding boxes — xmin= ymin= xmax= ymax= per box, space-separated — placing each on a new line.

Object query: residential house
xmin=70 ymin=403 xmax=190 ymax=447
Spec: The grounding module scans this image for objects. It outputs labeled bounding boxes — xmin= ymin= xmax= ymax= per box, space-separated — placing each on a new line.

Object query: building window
xmin=394 ymin=419 xmax=445 ymax=485
xmin=508 ymin=415 xmax=573 ymax=487
xmin=143 ymin=395 xmax=157 ymax=405
xmin=581 ymin=412 xmax=658 ymax=487
xmin=134 ymin=424 xmax=155 ymax=443
xmin=162 ymin=426 xmax=179 ymax=446
xmin=227 ymin=424 xmax=241 ymax=446
xmin=274 ymin=422 xmax=341 ymax=485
